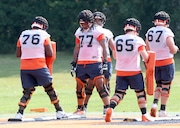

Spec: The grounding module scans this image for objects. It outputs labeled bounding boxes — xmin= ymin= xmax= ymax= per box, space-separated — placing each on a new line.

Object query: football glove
xmin=70 ymin=61 xmax=76 ymax=77
xmin=100 ymin=61 xmax=108 ymax=74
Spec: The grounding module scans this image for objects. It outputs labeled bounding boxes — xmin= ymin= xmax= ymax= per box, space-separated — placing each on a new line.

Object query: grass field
xmin=0 ymin=52 xmax=180 ymax=116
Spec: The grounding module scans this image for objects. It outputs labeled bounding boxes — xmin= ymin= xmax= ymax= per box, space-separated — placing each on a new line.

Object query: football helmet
xmin=31 ymin=16 xmax=49 ymax=30
xmin=153 ymin=11 xmax=170 ymax=25
xmin=93 ymin=11 xmax=106 ymax=24
xmin=78 ymin=10 xmax=94 ymax=23
xmin=124 ymin=18 xmax=141 ymax=33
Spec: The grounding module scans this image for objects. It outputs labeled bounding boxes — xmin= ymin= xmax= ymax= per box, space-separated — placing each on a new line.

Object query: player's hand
xmin=100 ymin=61 xmax=108 ymax=74
xmin=70 ymin=61 xmax=76 ymax=77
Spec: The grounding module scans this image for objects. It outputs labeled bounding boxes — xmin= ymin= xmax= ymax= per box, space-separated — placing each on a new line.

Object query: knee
xmin=135 ymin=89 xmax=147 ymax=105
xmin=110 ymin=90 xmax=126 ymax=104
xmin=76 ymin=78 xmax=86 ymax=98
xmin=85 ymin=79 xmax=94 ymax=95
xmin=43 ymin=83 xmax=59 ymax=104
xmin=19 ymin=88 xmax=35 ymax=107
xmin=161 ymin=84 xmax=170 ymax=97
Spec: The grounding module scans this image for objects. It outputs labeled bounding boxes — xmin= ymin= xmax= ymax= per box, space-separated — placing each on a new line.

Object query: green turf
xmin=0 ymin=52 xmax=180 ymax=115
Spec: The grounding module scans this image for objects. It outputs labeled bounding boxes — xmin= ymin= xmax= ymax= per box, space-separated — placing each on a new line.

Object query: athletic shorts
xmin=115 ymin=73 xmax=144 ymax=90
xmin=76 ymin=62 xmax=103 ymax=81
xmin=155 ymin=63 xmax=175 ymax=84
xmin=20 ymin=68 xmax=52 ymax=89
xmin=104 ymin=62 xmax=113 ymax=80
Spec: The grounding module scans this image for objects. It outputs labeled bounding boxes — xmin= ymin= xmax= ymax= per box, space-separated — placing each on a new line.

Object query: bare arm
xmin=45 ymin=43 xmax=53 ymax=57
xmin=99 ymin=38 xmax=108 ymax=61
xmin=166 ymin=36 xmax=179 ymax=54
xmin=145 ymin=38 xmax=150 ymax=51
xmin=16 ymin=47 xmax=21 ymax=58
xmin=73 ymin=43 xmax=80 ymax=63
xmin=139 ymin=49 xmax=149 ymax=63
xmin=108 ymin=38 xmax=116 ymax=59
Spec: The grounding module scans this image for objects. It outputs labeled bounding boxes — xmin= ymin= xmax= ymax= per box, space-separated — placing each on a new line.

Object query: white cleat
xmin=159 ymin=110 xmax=168 ymax=117
xmin=15 ymin=112 xmax=23 ymax=119
xmin=56 ymin=111 xmax=68 ymax=119
xmin=69 ymin=109 xmax=86 ymax=119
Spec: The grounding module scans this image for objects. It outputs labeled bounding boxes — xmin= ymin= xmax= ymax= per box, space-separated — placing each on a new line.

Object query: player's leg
xmin=71 ymin=64 xmax=88 ymax=117
xmin=130 ymin=73 xmax=151 ymax=121
xmin=43 ymin=83 xmax=61 ymax=110
xmin=16 ymin=87 xmax=35 ymax=118
xmin=89 ymin=63 xmax=110 ymax=106
xmin=43 ymin=82 xmax=67 ymax=119
xmin=36 ymin=68 xmax=67 ymax=119
xmin=84 ymin=79 xmax=94 ymax=111
xmin=150 ymin=82 xmax=162 ymax=117
xmin=103 ymin=62 xmax=112 ymax=114
xmin=159 ymin=64 xmax=174 ymax=117
xmin=93 ymin=75 xmax=110 ymax=106
xmin=105 ymin=75 xmax=127 ymax=122
xmin=151 ymin=64 xmax=174 ymax=117
xmin=159 ymin=81 xmax=171 ymax=117
xmin=73 ymin=77 xmax=86 ymax=117
xmin=150 ymin=67 xmax=162 ymax=117
xmin=15 ymin=70 xmax=36 ymax=119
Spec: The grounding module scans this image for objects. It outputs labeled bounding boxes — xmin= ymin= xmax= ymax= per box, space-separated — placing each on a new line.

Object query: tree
xmin=0 ymin=0 xmax=179 ymax=54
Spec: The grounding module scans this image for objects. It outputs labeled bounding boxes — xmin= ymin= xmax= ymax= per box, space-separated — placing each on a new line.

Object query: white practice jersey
xmin=75 ymin=25 xmax=104 ymax=62
xmin=114 ymin=34 xmax=145 ymax=71
xmin=19 ymin=29 xmax=50 ymax=59
xmin=145 ymin=26 xmax=174 ymax=60
xmin=103 ymin=28 xmax=114 ymax=59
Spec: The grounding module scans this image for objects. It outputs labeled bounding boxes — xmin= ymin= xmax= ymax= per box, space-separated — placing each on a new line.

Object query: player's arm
xmin=145 ymin=38 xmax=150 ymax=51
xmin=73 ymin=37 xmax=80 ymax=63
xmin=44 ymin=37 xmax=53 ymax=57
xmin=166 ymin=36 xmax=179 ymax=54
xmin=98 ymin=34 xmax=107 ymax=61
xmin=108 ymin=38 xmax=116 ymax=59
xmin=139 ymin=45 xmax=149 ymax=63
xmin=16 ymin=39 xmax=21 ymax=58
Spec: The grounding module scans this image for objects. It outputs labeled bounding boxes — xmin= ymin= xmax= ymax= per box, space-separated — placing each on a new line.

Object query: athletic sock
xmin=160 ymin=105 xmax=166 ymax=111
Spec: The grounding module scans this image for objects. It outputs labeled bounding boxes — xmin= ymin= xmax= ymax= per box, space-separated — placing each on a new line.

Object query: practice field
xmin=1 ymin=112 xmax=180 ymax=128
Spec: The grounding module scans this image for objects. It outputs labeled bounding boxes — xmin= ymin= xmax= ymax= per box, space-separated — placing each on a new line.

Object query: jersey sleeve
xmin=16 ymin=39 xmax=21 ymax=47
xmin=74 ymin=27 xmax=81 ymax=44
xmin=164 ymin=28 xmax=174 ymax=38
xmin=44 ymin=37 xmax=51 ymax=45
xmin=75 ymin=37 xmax=80 ymax=44
xmin=97 ymin=33 xmax=105 ymax=42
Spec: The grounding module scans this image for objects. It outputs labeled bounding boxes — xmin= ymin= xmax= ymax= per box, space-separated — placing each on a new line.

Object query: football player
xmin=15 ymin=16 xmax=67 ymax=120
xmin=83 ymin=11 xmax=115 ymax=115
xmin=145 ymin=11 xmax=179 ymax=117
xmin=71 ymin=10 xmax=110 ymax=118
xmin=105 ymin=18 xmax=151 ymax=122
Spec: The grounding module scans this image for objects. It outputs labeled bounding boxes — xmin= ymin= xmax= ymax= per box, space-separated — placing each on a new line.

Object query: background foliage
xmin=0 ymin=0 xmax=180 ymax=53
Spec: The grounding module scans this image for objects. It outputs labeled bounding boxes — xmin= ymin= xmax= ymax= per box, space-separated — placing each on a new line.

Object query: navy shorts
xmin=155 ymin=63 xmax=175 ymax=83
xmin=20 ymin=68 xmax=52 ymax=89
xmin=104 ymin=62 xmax=113 ymax=80
xmin=76 ymin=62 xmax=103 ymax=81
xmin=115 ymin=73 xmax=144 ymax=90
